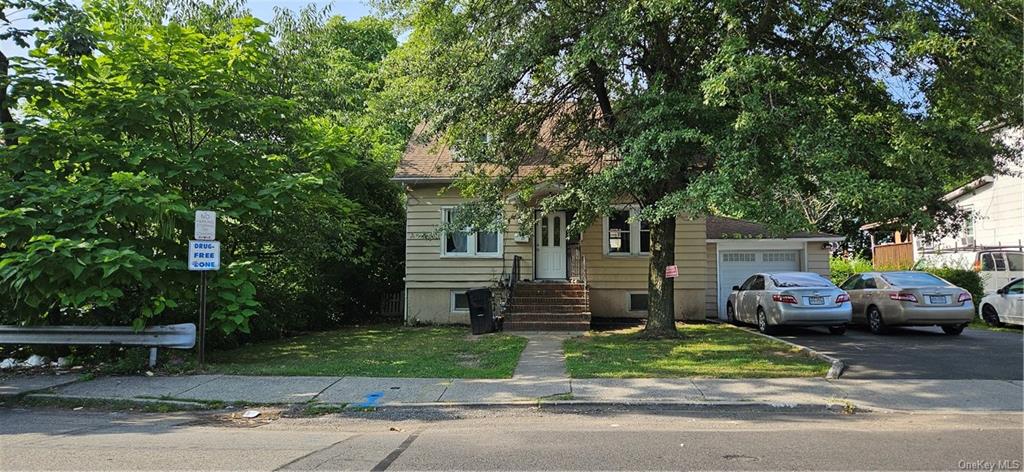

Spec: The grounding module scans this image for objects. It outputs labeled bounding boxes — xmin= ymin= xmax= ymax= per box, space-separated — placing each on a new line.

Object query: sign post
xmin=188 ymin=211 xmax=219 ymax=366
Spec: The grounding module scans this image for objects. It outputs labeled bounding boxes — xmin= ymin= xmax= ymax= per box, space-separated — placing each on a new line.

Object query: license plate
xmin=808 ymin=296 xmax=825 ymax=305
xmin=929 ymin=295 xmax=947 ymax=304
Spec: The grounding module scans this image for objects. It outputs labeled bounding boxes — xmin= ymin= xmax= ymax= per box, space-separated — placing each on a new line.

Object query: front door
xmin=536 ymin=211 xmax=567 ymax=279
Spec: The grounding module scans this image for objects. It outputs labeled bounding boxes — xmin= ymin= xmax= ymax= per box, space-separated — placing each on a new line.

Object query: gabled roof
xmin=393 ymin=125 xmax=462 ymax=182
xmin=706 ymin=215 xmax=841 ymax=241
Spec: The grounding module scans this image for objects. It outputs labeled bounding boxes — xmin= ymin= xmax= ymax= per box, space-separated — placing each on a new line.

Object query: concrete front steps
xmin=504 ymin=282 xmax=591 ymax=331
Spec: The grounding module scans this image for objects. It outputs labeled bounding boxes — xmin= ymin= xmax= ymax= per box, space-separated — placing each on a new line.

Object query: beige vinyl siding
xmin=580 ymin=216 xmax=707 ymax=291
xmin=705 ymin=242 xmax=718 ymax=317
xmin=806 ymin=242 xmax=831 ymax=276
xmin=405 ymin=185 xmax=531 ymax=289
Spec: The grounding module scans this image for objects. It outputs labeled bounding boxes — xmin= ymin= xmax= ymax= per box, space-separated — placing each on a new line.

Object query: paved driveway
xmin=776 ymin=326 xmax=1023 ymax=380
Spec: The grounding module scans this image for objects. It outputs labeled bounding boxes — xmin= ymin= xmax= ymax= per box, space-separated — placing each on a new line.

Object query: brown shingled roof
xmin=393 ymin=124 xmax=464 ymax=181
xmin=706 ymin=215 xmax=839 ymax=240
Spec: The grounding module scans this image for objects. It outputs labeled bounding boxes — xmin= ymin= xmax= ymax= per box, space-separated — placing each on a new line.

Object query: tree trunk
xmin=0 ymin=50 xmax=16 ymax=147
xmin=640 ymin=216 xmax=679 ymax=338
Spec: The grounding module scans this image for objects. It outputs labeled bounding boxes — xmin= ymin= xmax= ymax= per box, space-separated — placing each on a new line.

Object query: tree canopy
xmin=379 ymin=0 xmax=1022 ymax=336
xmin=0 ymin=0 xmax=405 ymax=342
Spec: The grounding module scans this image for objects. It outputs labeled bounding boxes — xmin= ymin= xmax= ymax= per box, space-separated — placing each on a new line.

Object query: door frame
xmin=534 ymin=211 xmax=568 ymax=280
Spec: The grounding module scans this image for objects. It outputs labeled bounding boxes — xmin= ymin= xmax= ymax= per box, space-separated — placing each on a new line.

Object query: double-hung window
xmin=442 ymin=207 xmax=502 ymax=257
xmin=604 ymin=208 xmax=650 ymax=256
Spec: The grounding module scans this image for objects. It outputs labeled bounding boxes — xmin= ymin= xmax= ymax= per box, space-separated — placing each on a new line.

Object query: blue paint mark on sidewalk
xmin=355 ymin=391 xmax=385 ymax=408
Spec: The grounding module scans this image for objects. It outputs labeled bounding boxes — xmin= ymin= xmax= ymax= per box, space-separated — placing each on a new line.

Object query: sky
xmin=245 ymin=0 xmax=373 ymax=21
xmin=1 ymin=0 xmax=375 ymax=57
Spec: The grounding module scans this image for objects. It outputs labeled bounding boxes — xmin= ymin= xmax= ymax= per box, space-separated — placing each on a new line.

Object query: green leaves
xmin=1 ymin=0 xmax=405 ymax=342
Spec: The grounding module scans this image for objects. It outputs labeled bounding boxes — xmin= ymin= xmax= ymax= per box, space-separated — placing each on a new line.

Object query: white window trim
xmin=450 ymin=290 xmax=469 ymax=312
xmin=603 ymin=206 xmax=650 ymax=257
xmin=626 ymin=291 xmax=649 ymax=313
xmin=440 ymin=207 xmax=504 ymax=258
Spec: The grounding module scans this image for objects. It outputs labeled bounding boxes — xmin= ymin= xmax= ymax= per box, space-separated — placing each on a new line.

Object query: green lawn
xmin=564 ymin=323 xmax=829 ymax=378
xmin=208 ymin=325 xmax=528 ymax=378
xmin=968 ymin=317 xmax=1023 ymax=334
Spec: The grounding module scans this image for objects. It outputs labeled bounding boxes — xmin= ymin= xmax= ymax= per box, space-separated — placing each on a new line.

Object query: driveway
xmin=776 ymin=326 xmax=1023 ymax=380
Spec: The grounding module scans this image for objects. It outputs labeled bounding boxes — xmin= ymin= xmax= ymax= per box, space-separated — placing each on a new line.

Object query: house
xmin=393 ymin=135 xmax=843 ymax=329
xmin=863 ymin=159 xmax=1024 ymax=292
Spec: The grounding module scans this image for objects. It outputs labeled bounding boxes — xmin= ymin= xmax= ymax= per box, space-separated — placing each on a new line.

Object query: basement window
xmin=451 ymin=291 xmax=469 ymax=312
xmin=628 ymin=292 xmax=649 ymax=312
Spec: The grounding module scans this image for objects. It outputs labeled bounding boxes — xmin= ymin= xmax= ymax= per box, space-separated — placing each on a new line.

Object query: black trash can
xmin=467 ymin=288 xmax=495 ymax=335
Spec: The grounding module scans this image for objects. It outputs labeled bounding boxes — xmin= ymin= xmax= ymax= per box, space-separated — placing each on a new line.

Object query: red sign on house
xmin=665 ymin=265 xmax=679 ymax=278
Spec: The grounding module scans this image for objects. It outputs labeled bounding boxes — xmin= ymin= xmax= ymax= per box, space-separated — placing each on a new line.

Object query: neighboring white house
xmin=863 ymin=129 xmax=1024 ymax=293
xmin=915 ymin=162 xmax=1024 ymax=268
xmin=913 ymin=161 xmax=1024 ymax=293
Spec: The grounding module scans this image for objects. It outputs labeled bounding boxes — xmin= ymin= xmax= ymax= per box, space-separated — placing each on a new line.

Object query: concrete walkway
xmin=2 ymin=332 xmax=1021 ymax=412
xmin=512 ymin=332 xmax=573 ymax=380
xmin=4 ymin=374 xmax=1022 ymax=412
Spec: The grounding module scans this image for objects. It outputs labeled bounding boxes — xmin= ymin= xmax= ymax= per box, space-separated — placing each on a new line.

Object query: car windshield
xmin=770 ymin=273 xmax=834 ymax=288
xmin=881 ymin=272 xmax=949 ymax=287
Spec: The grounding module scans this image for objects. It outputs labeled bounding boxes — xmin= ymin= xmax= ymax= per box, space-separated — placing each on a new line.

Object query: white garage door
xmin=717 ymin=250 xmax=801 ymax=319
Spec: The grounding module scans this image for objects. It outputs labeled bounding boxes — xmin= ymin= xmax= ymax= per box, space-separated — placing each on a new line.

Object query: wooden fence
xmin=872 ymin=243 xmax=914 ymax=269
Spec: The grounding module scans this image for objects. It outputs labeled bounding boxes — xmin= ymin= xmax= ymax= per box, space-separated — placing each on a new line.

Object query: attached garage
xmin=717 ymin=250 xmax=800 ymax=318
xmin=705 ymin=217 xmax=844 ymax=320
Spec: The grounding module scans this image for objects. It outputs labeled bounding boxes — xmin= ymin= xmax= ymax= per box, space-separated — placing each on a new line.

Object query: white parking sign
xmin=188 ymin=240 xmax=220 ymax=271
xmin=194 ymin=210 xmax=216 ymax=240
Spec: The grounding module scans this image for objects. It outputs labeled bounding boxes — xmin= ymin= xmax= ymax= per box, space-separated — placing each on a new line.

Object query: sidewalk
xmin=4 ymin=373 xmax=1022 ymax=412
xmin=2 ymin=332 xmax=1022 ymax=412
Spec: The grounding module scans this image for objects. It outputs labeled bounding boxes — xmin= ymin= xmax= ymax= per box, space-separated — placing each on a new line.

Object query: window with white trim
xmin=442 ymin=207 xmax=502 ymax=257
xmin=605 ymin=209 xmax=650 ymax=256
xmin=450 ymin=290 xmax=469 ymax=312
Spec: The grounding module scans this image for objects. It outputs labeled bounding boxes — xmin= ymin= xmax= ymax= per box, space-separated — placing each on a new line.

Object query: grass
xmin=563 ymin=323 xmax=830 ymax=378
xmin=207 ymin=325 xmax=528 ymax=378
xmin=968 ymin=317 xmax=1023 ymax=334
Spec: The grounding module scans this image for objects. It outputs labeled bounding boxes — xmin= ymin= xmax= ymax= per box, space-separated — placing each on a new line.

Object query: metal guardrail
xmin=0 ymin=323 xmax=197 ymax=367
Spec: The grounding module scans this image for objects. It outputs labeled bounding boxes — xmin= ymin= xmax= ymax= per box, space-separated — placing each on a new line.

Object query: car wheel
xmin=941 ymin=324 xmax=966 ymax=335
xmin=867 ymin=306 xmax=887 ymax=335
xmin=726 ymin=303 xmax=737 ymax=325
xmin=981 ymin=305 xmax=1003 ymax=327
xmin=828 ymin=325 xmax=847 ymax=335
xmin=757 ymin=308 xmax=776 ymax=335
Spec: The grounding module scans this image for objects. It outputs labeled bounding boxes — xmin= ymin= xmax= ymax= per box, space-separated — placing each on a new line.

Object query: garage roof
xmin=706 ymin=215 xmax=840 ymax=240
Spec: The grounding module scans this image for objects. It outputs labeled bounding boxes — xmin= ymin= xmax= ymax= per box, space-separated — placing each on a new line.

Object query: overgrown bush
xmin=922 ymin=267 xmax=985 ymax=302
xmin=829 ymin=257 xmax=984 ymax=302
xmin=829 ymin=257 xmax=874 ymax=285
xmin=0 ymin=1 xmax=405 ymax=348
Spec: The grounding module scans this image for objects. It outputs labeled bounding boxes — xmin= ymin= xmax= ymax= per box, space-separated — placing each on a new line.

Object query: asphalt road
xmin=2 ymin=405 xmax=1021 ymax=470
xmin=776 ymin=325 xmax=1024 ymax=379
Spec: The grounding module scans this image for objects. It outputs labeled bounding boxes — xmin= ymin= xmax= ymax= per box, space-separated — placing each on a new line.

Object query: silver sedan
xmin=839 ymin=271 xmax=975 ymax=335
xmin=727 ymin=272 xmax=852 ymax=335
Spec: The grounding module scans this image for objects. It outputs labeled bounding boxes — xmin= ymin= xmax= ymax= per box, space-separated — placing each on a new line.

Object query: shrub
xmin=923 ymin=267 xmax=985 ymax=302
xmin=829 ymin=257 xmax=874 ymax=285
xmin=830 ymin=256 xmax=984 ymax=302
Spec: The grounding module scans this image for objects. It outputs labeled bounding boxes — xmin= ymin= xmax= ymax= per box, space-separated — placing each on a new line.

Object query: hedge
xmin=829 ymin=257 xmax=984 ymax=302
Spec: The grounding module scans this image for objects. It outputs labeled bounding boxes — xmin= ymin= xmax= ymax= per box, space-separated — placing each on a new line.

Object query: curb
xmin=341 ymin=400 xmax=861 ymax=412
xmin=713 ymin=321 xmax=846 ymax=379
xmin=0 ymin=376 xmax=80 ymax=398
xmin=23 ymin=393 xmax=211 ymax=409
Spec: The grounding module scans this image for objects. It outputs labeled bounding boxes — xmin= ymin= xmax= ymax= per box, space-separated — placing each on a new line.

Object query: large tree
xmin=1 ymin=0 xmax=405 ymax=341
xmin=380 ymin=0 xmax=1022 ymax=337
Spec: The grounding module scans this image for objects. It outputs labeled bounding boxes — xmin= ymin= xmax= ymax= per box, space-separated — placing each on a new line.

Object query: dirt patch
xmin=456 ymin=353 xmax=481 ymax=369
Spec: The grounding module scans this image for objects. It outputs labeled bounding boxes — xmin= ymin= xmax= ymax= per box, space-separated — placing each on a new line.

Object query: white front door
xmin=536 ymin=212 xmax=567 ymax=279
